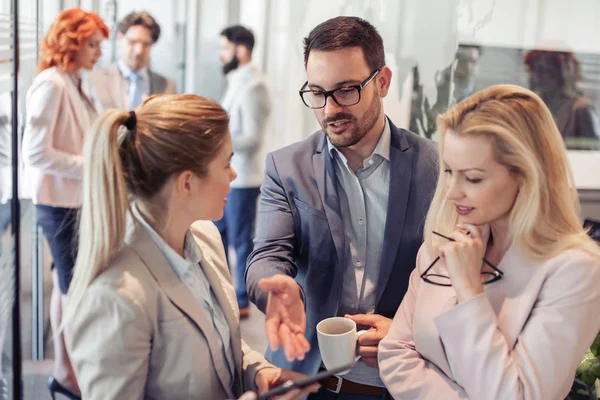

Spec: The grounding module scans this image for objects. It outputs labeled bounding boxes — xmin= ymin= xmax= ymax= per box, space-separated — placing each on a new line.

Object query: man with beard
xmin=245 ymin=16 xmax=437 ymax=399
xmin=215 ymin=25 xmax=271 ymax=319
xmin=87 ymin=11 xmax=176 ymax=112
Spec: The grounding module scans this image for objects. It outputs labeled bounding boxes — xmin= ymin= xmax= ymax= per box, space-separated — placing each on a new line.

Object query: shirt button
xmin=368 ymin=159 xmax=374 ymax=165
xmin=356 ymin=261 xmax=362 ymax=268
xmin=359 ymin=219 xmax=364 ymax=225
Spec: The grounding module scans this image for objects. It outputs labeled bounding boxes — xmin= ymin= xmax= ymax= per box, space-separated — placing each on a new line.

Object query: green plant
xmin=572 ymin=332 xmax=600 ymax=399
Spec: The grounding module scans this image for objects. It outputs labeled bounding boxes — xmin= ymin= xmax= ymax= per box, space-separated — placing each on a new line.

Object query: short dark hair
xmin=458 ymin=44 xmax=483 ymax=56
xmin=118 ymin=11 xmax=161 ymax=43
xmin=221 ymin=25 xmax=255 ymax=52
xmin=303 ymin=16 xmax=385 ymax=72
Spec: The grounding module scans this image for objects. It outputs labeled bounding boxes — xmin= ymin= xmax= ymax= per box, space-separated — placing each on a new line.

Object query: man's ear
xmin=235 ymin=45 xmax=251 ymax=62
xmin=377 ymin=65 xmax=393 ymax=98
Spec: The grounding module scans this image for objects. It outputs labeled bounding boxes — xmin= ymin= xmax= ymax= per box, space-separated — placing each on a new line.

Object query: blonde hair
xmin=424 ymin=84 xmax=600 ymax=261
xmin=67 ymin=94 xmax=229 ymax=318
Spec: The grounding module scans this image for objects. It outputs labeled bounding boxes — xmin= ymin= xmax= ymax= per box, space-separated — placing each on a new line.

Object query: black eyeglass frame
xmin=298 ymin=68 xmax=382 ymax=109
xmin=420 ymin=231 xmax=504 ymax=287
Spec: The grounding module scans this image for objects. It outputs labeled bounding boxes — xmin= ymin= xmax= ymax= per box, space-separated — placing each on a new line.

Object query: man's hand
xmin=258 ymin=275 xmax=310 ymax=361
xmin=254 ymin=367 xmax=320 ymax=399
xmin=345 ymin=314 xmax=392 ymax=368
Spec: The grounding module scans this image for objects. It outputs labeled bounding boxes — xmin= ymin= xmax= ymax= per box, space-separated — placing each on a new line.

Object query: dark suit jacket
xmin=246 ymin=117 xmax=439 ymax=374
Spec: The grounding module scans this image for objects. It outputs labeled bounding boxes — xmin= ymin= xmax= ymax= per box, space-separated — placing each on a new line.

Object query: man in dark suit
xmin=87 ymin=11 xmax=176 ymax=112
xmin=246 ymin=16 xmax=438 ymax=399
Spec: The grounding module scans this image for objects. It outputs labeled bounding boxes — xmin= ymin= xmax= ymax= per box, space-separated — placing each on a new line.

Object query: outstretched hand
xmin=258 ymin=275 xmax=310 ymax=361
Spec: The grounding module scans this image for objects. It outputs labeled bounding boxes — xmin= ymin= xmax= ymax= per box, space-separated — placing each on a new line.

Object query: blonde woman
xmin=65 ymin=94 xmax=317 ymax=400
xmin=378 ymin=84 xmax=600 ymax=400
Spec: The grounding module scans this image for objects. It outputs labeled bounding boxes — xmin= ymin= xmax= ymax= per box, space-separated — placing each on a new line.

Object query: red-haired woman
xmin=21 ymin=8 xmax=108 ymax=400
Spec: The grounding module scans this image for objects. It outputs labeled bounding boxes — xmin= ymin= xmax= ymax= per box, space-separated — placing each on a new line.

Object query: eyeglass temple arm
xmin=432 ymin=231 xmax=503 ymax=275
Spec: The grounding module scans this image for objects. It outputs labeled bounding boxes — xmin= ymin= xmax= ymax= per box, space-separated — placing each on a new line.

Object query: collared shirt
xmin=327 ymin=118 xmax=391 ymax=387
xmin=117 ymin=60 xmax=151 ymax=109
xmin=131 ymin=205 xmax=236 ymax=388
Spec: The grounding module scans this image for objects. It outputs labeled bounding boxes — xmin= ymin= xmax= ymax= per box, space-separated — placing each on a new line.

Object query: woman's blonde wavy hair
xmin=424 ymin=84 xmax=600 ymax=261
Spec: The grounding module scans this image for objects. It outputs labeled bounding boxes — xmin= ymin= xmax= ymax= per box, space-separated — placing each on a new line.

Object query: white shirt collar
xmin=131 ymin=204 xmax=201 ymax=278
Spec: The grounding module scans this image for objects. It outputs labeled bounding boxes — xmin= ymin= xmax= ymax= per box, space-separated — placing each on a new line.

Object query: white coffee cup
xmin=316 ymin=317 xmax=367 ymax=375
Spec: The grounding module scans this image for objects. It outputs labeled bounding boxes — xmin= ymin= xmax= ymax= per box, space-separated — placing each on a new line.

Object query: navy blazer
xmin=246 ymin=117 xmax=439 ymax=374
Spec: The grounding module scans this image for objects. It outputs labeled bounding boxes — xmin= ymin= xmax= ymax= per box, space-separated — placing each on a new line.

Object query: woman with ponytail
xmin=65 ymin=94 xmax=317 ymax=400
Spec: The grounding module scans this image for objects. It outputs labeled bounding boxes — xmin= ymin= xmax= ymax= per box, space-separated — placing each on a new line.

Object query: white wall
xmin=458 ymin=0 xmax=600 ymax=53
xmin=187 ymin=0 xmax=228 ymax=100
xmin=239 ymin=0 xmax=268 ymax=72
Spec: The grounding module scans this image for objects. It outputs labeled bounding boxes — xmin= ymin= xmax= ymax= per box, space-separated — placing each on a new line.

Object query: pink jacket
xmin=22 ymin=67 xmax=92 ymax=207
xmin=379 ymin=242 xmax=600 ymax=400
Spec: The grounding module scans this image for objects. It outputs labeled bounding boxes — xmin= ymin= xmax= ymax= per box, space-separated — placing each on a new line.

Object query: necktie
xmin=128 ymin=71 xmax=143 ymax=110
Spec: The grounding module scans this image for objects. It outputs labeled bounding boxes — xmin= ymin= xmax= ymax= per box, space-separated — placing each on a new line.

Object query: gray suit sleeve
xmin=245 ymin=153 xmax=305 ymax=312
xmin=231 ymin=83 xmax=271 ymax=153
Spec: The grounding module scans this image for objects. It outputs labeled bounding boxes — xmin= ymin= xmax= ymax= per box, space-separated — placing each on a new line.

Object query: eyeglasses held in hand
xmin=420 ymin=231 xmax=504 ymax=287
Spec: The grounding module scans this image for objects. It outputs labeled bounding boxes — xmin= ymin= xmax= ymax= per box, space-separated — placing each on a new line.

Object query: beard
xmin=222 ymin=55 xmax=240 ymax=75
xmin=321 ymin=93 xmax=382 ymax=148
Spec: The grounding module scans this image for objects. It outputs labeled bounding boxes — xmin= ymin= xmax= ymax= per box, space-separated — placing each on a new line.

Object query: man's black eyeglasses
xmin=420 ymin=231 xmax=504 ymax=287
xmin=299 ymin=68 xmax=381 ymax=109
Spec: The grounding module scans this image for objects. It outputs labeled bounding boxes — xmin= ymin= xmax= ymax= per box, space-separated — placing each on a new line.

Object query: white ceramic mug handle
xmin=354 ymin=330 xmax=368 ymax=362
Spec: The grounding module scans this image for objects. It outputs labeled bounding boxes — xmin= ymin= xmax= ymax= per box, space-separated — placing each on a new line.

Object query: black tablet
xmin=256 ymin=362 xmax=356 ymax=400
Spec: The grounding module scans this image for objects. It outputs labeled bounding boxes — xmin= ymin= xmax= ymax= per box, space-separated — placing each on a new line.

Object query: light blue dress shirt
xmin=326 ymin=118 xmax=391 ymax=387
xmin=117 ymin=61 xmax=150 ymax=110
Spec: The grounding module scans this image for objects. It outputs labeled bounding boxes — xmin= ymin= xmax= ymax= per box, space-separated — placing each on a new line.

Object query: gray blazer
xmin=69 ymin=219 xmax=272 ymax=399
xmin=246 ymin=117 xmax=439 ymax=375
xmin=86 ymin=64 xmax=177 ymax=112
xmin=221 ymin=64 xmax=272 ymax=188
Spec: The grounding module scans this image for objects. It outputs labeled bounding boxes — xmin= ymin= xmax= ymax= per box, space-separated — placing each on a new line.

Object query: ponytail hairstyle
xmin=67 ymin=94 xmax=229 ymax=317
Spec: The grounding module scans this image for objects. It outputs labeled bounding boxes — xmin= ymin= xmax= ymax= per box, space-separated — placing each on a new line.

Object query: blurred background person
xmin=87 ymin=11 xmax=176 ymax=112
xmin=215 ymin=25 xmax=271 ymax=319
xmin=65 ymin=94 xmax=316 ymax=400
xmin=451 ymin=44 xmax=482 ymax=103
xmin=525 ymin=49 xmax=600 ymax=150
xmin=410 ymin=44 xmax=482 ymax=139
xmin=21 ymin=8 xmax=108 ymax=399
xmin=379 ymin=84 xmax=600 ymax=400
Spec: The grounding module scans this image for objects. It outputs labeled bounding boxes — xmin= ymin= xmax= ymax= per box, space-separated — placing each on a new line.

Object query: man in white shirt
xmin=87 ymin=11 xmax=176 ymax=111
xmin=215 ymin=25 xmax=271 ymax=319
